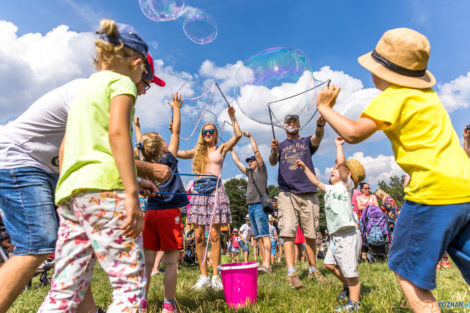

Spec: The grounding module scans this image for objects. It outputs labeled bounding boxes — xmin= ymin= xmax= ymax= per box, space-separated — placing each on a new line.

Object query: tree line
xmin=224 ymin=175 xmax=407 ymax=230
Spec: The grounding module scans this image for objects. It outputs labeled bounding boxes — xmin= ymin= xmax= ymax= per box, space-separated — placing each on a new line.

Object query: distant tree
xmin=377 ymin=175 xmax=406 ymax=209
xmin=317 ymin=189 xmax=327 ymax=233
xmin=267 ymin=185 xmax=279 ymax=198
xmin=224 ymin=178 xmax=248 ymax=228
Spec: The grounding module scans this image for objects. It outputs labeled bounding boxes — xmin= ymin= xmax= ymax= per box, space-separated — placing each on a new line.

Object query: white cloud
xmin=222 ymin=173 xmax=246 ymax=184
xmin=318 ymin=152 xmax=406 ymax=189
xmin=437 ymin=72 xmax=470 ymax=112
xmin=0 ymin=21 xmax=95 ymax=123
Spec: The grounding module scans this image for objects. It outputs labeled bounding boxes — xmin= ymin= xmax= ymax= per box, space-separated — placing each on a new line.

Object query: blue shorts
xmin=239 ymin=239 xmax=249 ymax=253
xmin=248 ymin=203 xmax=269 ymax=239
xmin=388 ymin=200 xmax=470 ymax=290
xmin=271 ymin=239 xmax=277 ymax=255
xmin=231 ymin=247 xmax=240 ymax=253
xmin=0 ymin=167 xmax=59 ymax=256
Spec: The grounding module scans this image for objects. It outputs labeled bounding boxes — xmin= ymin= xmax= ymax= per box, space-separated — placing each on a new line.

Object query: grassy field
xmin=8 ymin=254 xmax=470 ymax=313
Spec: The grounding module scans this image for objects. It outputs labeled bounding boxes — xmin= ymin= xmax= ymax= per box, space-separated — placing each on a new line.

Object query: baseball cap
xmin=245 ymin=156 xmax=256 ymax=163
xmin=99 ymin=23 xmax=148 ymax=58
xmin=143 ymin=54 xmax=166 ymax=87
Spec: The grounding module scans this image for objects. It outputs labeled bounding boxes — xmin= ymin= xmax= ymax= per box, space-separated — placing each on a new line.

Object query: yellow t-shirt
xmin=55 ymin=71 xmax=137 ymax=205
xmin=361 ymin=85 xmax=470 ymax=205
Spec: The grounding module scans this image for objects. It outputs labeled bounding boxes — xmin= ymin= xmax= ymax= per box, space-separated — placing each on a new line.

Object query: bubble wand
xmin=268 ymin=105 xmax=276 ymax=140
xmin=215 ymin=82 xmax=232 ymax=108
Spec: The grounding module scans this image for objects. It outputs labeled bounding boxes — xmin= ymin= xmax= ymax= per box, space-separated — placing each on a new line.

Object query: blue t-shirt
xmin=146 ymin=152 xmax=189 ymax=210
xmin=278 ymin=136 xmax=319 ymax=194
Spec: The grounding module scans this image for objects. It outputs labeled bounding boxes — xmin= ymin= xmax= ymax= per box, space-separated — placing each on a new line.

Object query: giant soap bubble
xmin=139 ymin=0 xmax=186 ymax=22
xmin=183 ymin=9 xmax=217 ymax=44
xmin=178 ymin=81 xmax=216 ymax=140
xmin=233 ymin=47 xmax=327 ymax=131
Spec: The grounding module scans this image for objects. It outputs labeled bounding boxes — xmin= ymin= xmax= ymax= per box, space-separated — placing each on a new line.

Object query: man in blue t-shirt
xmin=269 ymin=114 xmax=328 ymax=289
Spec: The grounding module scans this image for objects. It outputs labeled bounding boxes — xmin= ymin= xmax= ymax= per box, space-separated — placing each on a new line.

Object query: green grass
xmin=8 ymin=255 xmax=470 ymax=313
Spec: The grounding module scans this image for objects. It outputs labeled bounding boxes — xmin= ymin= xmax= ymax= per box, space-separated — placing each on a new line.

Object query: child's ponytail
xmin=94 ymin=19 xmax=125 ymax=70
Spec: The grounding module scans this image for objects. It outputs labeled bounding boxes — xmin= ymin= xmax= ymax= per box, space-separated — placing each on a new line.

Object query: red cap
xmin=143 ymin=54 xmax=166 ymax=87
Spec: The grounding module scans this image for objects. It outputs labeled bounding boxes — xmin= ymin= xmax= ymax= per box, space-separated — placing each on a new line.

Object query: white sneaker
xmin=191 ymin=275 xmax=211 ymax=290
xmin=211 ymin=275 xmax=223 ymax=291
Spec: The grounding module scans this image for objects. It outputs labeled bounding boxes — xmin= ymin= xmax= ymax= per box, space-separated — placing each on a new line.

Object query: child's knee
xmin=346 ymin=276 xmax=359 ymax=286
xmin=194 ymin=233 xmax=205 ymax=245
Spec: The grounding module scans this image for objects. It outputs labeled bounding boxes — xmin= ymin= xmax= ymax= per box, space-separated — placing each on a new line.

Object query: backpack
xmin=366 ymin=216 xmax=386 ymax=246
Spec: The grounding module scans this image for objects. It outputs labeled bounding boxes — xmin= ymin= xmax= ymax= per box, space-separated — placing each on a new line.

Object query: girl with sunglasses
xmin=177 ymin=106 xmax=241 ymax=290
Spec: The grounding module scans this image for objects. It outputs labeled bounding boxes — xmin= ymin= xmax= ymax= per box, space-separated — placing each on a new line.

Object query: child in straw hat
xmin=297 ymin=136 xmax=364 ymax=312
xmin=315 ymin=27 xmax=470 ymax=313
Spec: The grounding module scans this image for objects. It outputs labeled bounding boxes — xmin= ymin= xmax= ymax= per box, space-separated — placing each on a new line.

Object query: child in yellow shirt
xmin=316 ymin=28 xmax=470 ymax=313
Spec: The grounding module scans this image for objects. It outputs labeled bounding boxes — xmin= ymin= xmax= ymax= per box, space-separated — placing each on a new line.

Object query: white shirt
xmin=239 ymin=223 xmax=253 ymax=241
xmin=0 ymin=79 xmax=86 ymax=173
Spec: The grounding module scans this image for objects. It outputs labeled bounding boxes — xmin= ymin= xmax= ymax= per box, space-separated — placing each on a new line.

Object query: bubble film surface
xmin=233 ymin=47 xmax=320 ymax=130
xmin=139 ymin=0 xmax=185 ymax=22
xmin=183 ymin=10 xmax=217 ymax=44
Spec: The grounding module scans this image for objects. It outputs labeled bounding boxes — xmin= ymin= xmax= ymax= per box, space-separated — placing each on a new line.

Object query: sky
xmin=0 ymin=0 xmax=469 ymax=189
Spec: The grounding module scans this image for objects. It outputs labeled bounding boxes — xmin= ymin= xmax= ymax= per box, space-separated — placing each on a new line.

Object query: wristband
xmin=137 ymin=177 xmax=142 ymax=183
xmin=317 ymin=125 xmax=324 ymax=128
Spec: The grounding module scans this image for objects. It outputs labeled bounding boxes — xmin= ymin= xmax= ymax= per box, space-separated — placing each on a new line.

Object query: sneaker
xmin=211 ymin=275 xmax=223 ymax=291
xmin=308 ymin=269 xmax=330 ymax=282
xmin=287 ymin=272 xmax=304 ymax=289
xmin=191 ymin=275 xmax=211 ymax=290
xmin=335 ymin=299 xmax=361 ymax=312
xmin=337 ymin=287 xmax=350 ymax=302
xmin=162 ymin=302 xmax=180 ymax=313
xmin=258 ymin=265 xmax=272 ymax=273
xmin=442 ymin=260 xmax=451 ymax=268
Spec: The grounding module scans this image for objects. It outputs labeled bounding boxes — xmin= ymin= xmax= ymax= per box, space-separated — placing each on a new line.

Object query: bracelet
xmin=137 ymin=177 xmax=142 ymax=183
xmin=317 ymin=125 xmax=324 ymax=128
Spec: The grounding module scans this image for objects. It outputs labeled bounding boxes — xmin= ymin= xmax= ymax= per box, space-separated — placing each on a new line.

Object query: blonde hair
xmin=139 ymin=132 xmax=166 ymax=164
xmin=375 ymin=189 xmax=390 ymax=199
xmin=192 ymin=123 xmax=218 ymax=175
xmin=93 ymin=19 xmax=145 ymax=72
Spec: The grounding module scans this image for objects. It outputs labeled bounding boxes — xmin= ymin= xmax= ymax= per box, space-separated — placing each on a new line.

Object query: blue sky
xmin=1 ymin=0 xmax=469 ymax=188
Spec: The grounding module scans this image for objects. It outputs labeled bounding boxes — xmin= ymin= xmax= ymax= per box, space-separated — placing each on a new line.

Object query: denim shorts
xmin=248 ymin=203 xmax=269 ymax=239
xmin=0 ymin=167 xmax=59 ymax=256
xmin=388 ymin=200 xmax=470 ymax=290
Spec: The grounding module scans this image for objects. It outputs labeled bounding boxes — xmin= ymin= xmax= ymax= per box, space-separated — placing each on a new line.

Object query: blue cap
xmin=99 ymin=23 xmax=148 ymax=58
xmin=245 ymin=156 xmax=256 ymax=163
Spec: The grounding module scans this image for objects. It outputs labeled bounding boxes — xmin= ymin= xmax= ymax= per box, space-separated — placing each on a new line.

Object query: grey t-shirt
xmin=0 ymin=79 xmax=87 ymax=173
xmin=246 ymin=163 xmax=268 ymax=205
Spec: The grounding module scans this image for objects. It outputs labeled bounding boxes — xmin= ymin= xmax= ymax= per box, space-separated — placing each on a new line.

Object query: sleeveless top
xmin=358 ymin=195 xmax=375 ymax=208
xmin=205 ymin=148 xmax=223 ymax=177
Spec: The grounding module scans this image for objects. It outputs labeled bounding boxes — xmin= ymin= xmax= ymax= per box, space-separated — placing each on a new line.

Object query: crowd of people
xmin=0 ymin=19 xmax=469 ymax=313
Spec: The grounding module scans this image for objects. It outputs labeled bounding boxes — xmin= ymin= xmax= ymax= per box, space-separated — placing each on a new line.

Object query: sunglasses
xmin=142 ymin=80 xmax=151 ymax=91
xmin=202 ymin=129 xmax=216 ymax=136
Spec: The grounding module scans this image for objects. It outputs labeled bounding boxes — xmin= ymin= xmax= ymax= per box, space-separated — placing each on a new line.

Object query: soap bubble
xmin=233 ymin=47 xmax=326 ymax=131
xmin=139 ymin=0 xmax=185 ymax=22
xmin=178 ymin=81 xmax=216 ymax=140
xmin=183 ymin=9 xmax=217 ymax=44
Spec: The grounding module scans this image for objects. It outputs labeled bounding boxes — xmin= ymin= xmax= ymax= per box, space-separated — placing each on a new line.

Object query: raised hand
xmin=228 ymin=106 xmax=236 ymax=118
xmin=335 ymin=136 xmax=345 ymax=146
xmin=134 ymin=117 xmax=140 ymax=128
xmin=168 ymin=92 xmax=183 ymax=110
xmin=270 ymin=139 xmax=279 ymax=152
xmin=317 ymin=84 xmax=341 ymax=109
xmin=243 ymin=131 xmax=251 ymax=138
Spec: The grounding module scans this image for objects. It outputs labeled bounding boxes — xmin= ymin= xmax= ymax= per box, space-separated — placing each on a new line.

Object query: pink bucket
xmin=218 ymin=262 xmax=259 ymax=309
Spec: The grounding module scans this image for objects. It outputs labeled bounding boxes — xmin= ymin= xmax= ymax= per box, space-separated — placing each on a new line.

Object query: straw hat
xmin=358 ymin=28 xmax=436 ymax=89
xmin=346 ymin=159 xmax=365 ymax=188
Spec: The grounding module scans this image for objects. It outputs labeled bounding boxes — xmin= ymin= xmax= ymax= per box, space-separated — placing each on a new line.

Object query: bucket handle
xmin=217 ymin=262 xmax=260 ymax=271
